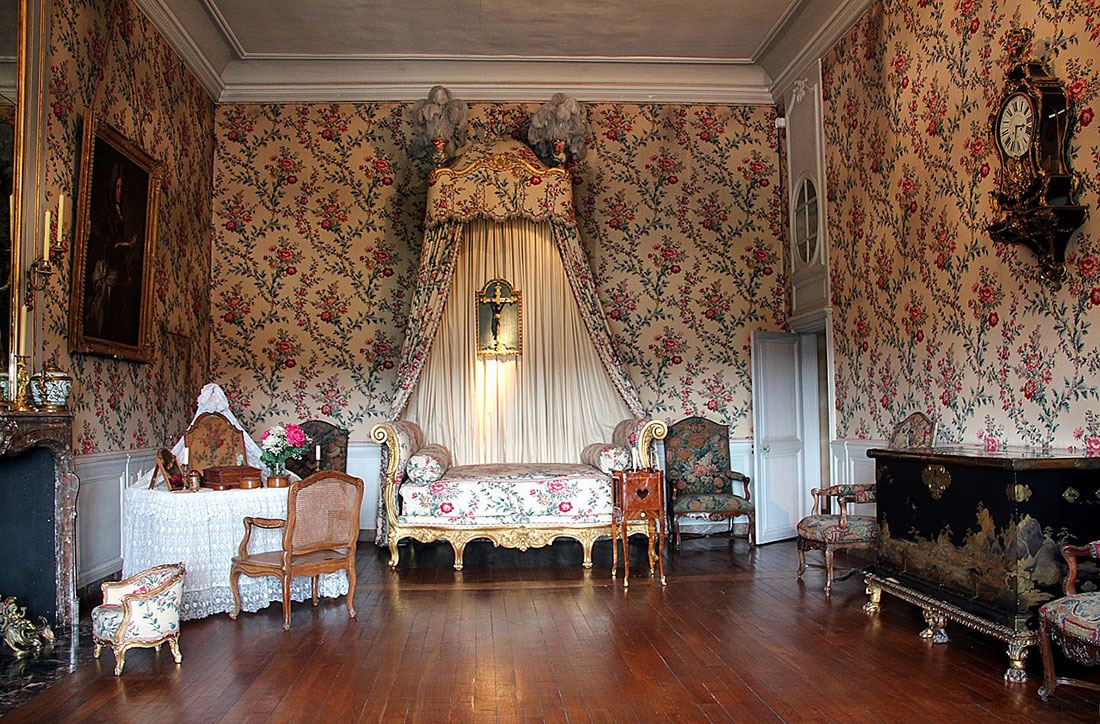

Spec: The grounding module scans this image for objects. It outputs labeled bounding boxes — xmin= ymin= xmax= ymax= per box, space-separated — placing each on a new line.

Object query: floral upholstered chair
xmin=1039 ymin=542 xmax=1100 ymax=707
xmin=665 ymin=416 xmax=754 ymax=548
xmin=796 ymin=411 xmax=936 ymax=595
xmin=185 ymin=411 xmax=247 ymax=470
xmin=92 ymin=563 xmax=185 ymax=675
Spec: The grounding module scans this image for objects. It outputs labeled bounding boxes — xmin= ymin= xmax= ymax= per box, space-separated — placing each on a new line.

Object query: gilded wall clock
xmin=988 ymin=28 xmax=1087 ymax=286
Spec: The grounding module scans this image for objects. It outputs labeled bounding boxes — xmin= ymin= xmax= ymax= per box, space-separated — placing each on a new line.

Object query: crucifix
xmin=477 ymin=278 xmax=522 ymax=356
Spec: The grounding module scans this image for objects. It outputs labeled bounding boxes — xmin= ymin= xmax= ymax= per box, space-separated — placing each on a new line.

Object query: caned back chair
xmin=229 ymin=470 xmax=363 ymax=630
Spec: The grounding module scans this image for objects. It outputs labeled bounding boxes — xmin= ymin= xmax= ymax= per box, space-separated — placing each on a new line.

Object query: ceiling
xmin=136 ymin=0 xmax=874 ymax=103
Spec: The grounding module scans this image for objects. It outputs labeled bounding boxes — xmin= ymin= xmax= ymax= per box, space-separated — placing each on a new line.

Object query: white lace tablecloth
xmin=122 ymin=487 xmax=349 ymax=621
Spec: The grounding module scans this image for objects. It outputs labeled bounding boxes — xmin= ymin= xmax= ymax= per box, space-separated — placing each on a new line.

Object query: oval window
xmin=793 ymin=178 xmax=820 ymax=266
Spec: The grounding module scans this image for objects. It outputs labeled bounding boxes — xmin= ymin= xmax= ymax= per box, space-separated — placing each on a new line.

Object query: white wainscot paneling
xmin=676 ymin=439 xmax=755 ymax=534
xmin=828 ymin=438 xmax=883 ymax=518
xmin=347 ymin=441 xmax=382 ymax=535
xmin=75 ymin=449 xmax=156 ymax=589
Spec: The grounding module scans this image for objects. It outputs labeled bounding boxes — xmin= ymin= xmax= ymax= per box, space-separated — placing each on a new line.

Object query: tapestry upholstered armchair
xmin=184 ymin=411 xmax=247 ymax=470
xmin=1039 ymin=542 xmax=1100 ymax=706
xmin=665 ymin=416 xmax=754 ymax=548
xmin=229 ymin=470 xmax=363 ymax=630
xmin=92 ymin=563 xmax=185 ymax=676
xmin=285 ymin=420 xmax=350 ymax=479
xmin=796 ymin=411 xmax=936 ymax=595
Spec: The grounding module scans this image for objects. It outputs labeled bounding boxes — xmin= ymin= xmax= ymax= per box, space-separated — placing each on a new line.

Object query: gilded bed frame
xmin=370 ymin=420 xmax=668 ymax=570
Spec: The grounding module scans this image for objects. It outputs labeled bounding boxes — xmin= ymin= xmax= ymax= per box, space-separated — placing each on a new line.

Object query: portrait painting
xmin=69 ymin=118 xmax=161 ymax=363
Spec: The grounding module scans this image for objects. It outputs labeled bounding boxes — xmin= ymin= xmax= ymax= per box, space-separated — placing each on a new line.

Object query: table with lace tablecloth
xmin=122 ymin=487 xmax=349 ymax=621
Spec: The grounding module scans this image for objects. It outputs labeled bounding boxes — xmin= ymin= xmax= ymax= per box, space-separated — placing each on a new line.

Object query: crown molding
xmin=133 ymin=0 xmax=224 ymax=99
xmin=197 ymin=0 xmax=245 ymax=58
xmin=751 ymin=0 xmax=806 ymax=64
xmin=768 ymin=0 xmax=874 ymax=101
xmin=218 ymin=80 xmax=776 ymax=105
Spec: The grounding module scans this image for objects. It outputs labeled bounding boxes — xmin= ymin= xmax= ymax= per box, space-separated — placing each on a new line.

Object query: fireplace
xmin=0 ymin=412 xmax=78 ymax=626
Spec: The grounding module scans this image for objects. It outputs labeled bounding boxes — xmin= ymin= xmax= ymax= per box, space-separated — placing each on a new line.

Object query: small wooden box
xmin=202 ymin=465 xmax=262 ymax=490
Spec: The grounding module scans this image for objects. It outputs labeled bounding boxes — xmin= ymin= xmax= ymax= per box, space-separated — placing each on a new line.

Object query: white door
xmin=751 ymin=331 xmax=819 ymax=543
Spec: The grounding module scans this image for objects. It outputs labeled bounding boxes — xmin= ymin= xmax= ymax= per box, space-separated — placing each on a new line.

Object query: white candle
xmin=53 ymin=194 xmax=64 ymax=261
xmin=44 ymin=210 xmax=50 ymax=263
xmin=315 ymin=444 xmax=321 ymax=462
xmin=18 ymin=306 xmax=27 ymax=356
xmin=181 ymin=447 xmax=189 ymax=467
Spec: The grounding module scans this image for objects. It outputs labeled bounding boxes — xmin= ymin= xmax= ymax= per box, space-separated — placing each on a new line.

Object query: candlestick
xmin=18 ymin=305 xmax=27 ymax=356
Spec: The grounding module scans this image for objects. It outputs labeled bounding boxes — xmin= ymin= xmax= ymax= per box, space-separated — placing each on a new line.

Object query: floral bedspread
xmin=398 ymin=463 xmax=613 ymax=526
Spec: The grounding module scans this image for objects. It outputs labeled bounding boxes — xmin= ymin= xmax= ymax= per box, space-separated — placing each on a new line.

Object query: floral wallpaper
xmin=824 ymin=1 xmax=1100 ymax=449
xmin=38 ymin=0 xmax=214 ymax=453
xmin=210 ymin=102 xmax=787 ymax=440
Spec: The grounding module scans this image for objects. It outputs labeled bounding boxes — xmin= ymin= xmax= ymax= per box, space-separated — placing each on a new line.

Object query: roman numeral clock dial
xmin=997 ymin=93 xmax=1034 ymax=158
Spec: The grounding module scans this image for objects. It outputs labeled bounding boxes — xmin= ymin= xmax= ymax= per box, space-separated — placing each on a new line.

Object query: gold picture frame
xmin=68 ymin=117 xmax=161 ymax=363
xmin=476 ymin=277 xmax=522 ymax=357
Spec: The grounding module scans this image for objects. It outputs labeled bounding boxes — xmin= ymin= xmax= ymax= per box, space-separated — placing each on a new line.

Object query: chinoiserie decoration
xmin=0 ymin=595 xmax=55 ymax=658
xmin=528 ymin=94 xmax=591 ymax=167
xmin=28 ymin=358 xmax=74 ymax=412
xmin=410 ymin=85 xmax=469 ymax=167
xmin=476 ymin=278 xmax=522 ymax=357
xmin=987 ymin=27 xmax=1087 ymax=287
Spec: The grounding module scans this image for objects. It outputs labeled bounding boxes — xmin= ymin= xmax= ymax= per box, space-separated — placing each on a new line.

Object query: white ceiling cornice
xmin=131 ymin=0 xmax=876 ymax=105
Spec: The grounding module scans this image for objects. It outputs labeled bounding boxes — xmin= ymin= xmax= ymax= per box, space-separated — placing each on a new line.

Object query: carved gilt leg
xmin=94 ymin=642 xmax=102 ymax=659
xmin=451 ymin=539 xmax=466 ymax=571
xmin=647 ymin=518 xmax=657 ymax=576
xmin=168 ymin=635 xmax=182 ymax=664
xmin=1038 ymin=620 xmax=1057 ymax=700
xmin=113 ymin=646 xmax=127 ymax=676
xmin=229 ymin=568 xmax=242 ymax=620
xmin=622 ymin=517 xmax=631 ymax=588
xmin=1005 ymin=641 xmax=1029 ymax=684
xmin=388 ymin=534 xmax=400 ymax=569
xmin=919 ymin=609 xmax=950 ymax=644
xmin=611 ymin=518 xmax=619 ymax=579
xmin=657 ymin=516 xmax=666 ymax=586
xmin=581 ymin=533 xmax=595 ymax=569
xmin=863 ymin=582 xmax=882 ymax=614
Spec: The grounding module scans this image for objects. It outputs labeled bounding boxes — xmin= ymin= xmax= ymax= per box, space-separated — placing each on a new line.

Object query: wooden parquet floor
xmin=6 ymin=538 xmax=1096 ymax=723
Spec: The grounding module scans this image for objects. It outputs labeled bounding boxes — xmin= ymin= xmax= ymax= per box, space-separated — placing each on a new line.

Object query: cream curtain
xmin=405 ymin=218 xmax=632 ymax=465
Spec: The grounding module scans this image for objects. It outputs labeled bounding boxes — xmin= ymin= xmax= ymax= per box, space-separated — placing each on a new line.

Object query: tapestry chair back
xmin=184 ymin=412 xmax=247 ymax=471
xmin=285 ymin=420 xmax=350 ymax=479
xmin=286 ymin=472 xmax=363 ymax=555
xmin=666 ymin=416 xmax=735 ymax=497
xmin=888 ymin=412 xmax=937 ymax=449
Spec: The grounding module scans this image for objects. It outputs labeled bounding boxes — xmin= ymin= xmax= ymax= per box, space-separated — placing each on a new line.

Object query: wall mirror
xmin=2 ymin=0 xmax=50 ymax=390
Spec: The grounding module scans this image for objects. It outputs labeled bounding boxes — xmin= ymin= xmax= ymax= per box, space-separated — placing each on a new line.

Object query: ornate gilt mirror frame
xmin=4 ymin=0 xmax=52 ymax=395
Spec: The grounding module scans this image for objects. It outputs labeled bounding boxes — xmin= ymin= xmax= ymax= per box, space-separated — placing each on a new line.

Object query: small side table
xmin=611 ymin=468 xmax=667 ymax=586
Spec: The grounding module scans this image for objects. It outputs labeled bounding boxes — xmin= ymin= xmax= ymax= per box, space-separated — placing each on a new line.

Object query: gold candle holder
xmin=12 ymin=355 xmax=33 ymax=411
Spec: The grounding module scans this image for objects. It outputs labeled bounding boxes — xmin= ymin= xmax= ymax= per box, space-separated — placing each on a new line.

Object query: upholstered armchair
xmin=229 ymin=470 xmax=364 ymax=630
xmin=665 ymin=416 xmax=754 ymax=548
xmin=285 ymin=420 xmax=350 ymax=479
xmin=1039 ymin=542 xmax=1100 ymax=706
xmin=796 ymin=411 xmax=935 ymax=595
xmin=92 ymin=563 xmax=185 ymax=676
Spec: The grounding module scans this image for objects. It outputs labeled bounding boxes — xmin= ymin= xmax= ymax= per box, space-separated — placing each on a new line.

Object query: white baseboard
xmin=74 ymin=449 xmax=157 ymax=589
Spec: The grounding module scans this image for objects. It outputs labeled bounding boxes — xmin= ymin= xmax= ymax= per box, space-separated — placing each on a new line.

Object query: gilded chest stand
xmin=863 ymin=447 xmax=1100 ymax=684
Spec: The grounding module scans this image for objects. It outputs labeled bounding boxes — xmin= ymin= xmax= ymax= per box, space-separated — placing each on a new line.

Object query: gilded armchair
xmin=92 ymin=563 xmax=185 ymax=675
xmin=1039 ymin=542 xmax=1100 ymax=708
xmin=229 ymin=471 xmax=363 ymax=630
xmin=665 ymin=416 xmax=754 ymax=548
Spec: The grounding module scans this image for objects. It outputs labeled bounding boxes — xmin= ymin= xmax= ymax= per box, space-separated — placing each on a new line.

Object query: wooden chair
xmin=285 ymin=420 xmax=350 ymax=479
xmin=796 ymin=411 xmax=936 ymax=595
xmin=185 ymin=411 xmax=247 ymax=471
xmin=229 ymin=470 xmax=363 ymax=630
xmin=665 ymin=416 xmax=754 ymax=548
xmin=1039 ymin=542 xmax=1100 ymax=708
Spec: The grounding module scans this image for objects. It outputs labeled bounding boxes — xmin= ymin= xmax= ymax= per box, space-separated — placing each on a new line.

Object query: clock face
xmin=998 ymin=93 xmax=1035 ymax=158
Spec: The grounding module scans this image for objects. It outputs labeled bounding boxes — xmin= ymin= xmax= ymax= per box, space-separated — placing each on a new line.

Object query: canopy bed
xmin=371 ymin=139 xmax=665 ymax=570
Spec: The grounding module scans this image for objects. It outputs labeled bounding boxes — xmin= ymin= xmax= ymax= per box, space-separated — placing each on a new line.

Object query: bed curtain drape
xmin=404 ymin=218 xmax=632 ymax=464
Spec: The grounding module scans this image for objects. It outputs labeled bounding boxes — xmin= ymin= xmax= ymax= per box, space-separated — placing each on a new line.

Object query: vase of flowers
xmin=260 ymin=423 xmax=311 ymax=488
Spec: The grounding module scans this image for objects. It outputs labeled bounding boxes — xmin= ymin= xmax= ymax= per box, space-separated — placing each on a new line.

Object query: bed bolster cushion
xmin=407 ymin=443 xmax=453 ymax=484
xmin=580 ymin=443 xmax=631 ymax=475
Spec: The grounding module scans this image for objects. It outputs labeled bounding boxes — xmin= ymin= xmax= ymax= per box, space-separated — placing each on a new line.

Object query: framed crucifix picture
xmin=476 ymin=278 xmax=522 ymax=357
xmin=69 ymin=117 xmax=162 ymax=363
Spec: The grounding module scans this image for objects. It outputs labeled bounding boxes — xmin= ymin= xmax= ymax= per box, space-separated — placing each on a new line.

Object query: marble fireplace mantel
xmin=0 ymin=411 xmax=79 ymax=626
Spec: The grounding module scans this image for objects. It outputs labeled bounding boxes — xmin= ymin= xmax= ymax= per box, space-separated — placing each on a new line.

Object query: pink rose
xmin=1087 ymin=436 xmax=1100 ymax=456
xmin=559 ymin=501 xmax=572 ymax=513
xmin=430 ymin=483 xmax=445 ymax=494
xmin=1078 ymin=255 xmax=1098 ymax=279
xmin=285 ymin=424 xmax=306 ymax=447
xmin=548 ymin=481 xmax=565 ymax=493
xmin=984 ymin=436 xmax=1000 ymax=453
xmin=440 ymin=502 xmax=453 ymax=513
